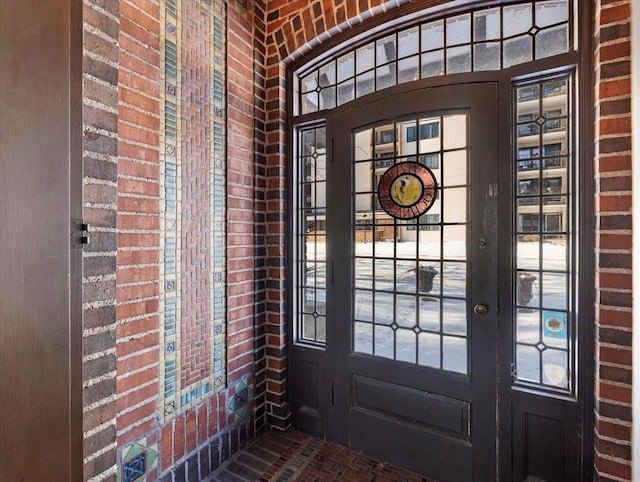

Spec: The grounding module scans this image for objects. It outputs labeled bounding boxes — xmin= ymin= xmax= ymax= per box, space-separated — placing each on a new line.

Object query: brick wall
xmin=82 ymin=0 xmax=120 ymax=479
xmin=261 ymin=0 xmax=634 ymax=477
xmin=593 ymin=1 xmax=633 ymax=480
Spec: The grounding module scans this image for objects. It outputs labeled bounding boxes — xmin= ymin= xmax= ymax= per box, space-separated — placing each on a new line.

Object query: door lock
xmin=473 ymin=303 xmax=489 ymax=316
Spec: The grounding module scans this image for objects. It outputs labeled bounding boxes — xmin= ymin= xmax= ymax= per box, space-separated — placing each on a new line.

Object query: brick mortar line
xmin=596 ymin=413 xmax=633 ymax=427
xmin=596 ymin=431 xmax=632 ymax=446
xmin=84 ymin=371 xmax=117 ymax=388
xmin=83 ymin=391 xmax=117 ymax=412
xmin=116 ymin=361 xmax=158 ymax=379
xmin=118 ymin=173 xmax=160 ymax=183
xmin=83 ymin=442 xmax=118 ymax=465
xmin=119 ymin=82 xmax=161 ymax=101
xmin=117 ymin=192 xmax=160 ymax=200
xmin=118 ymin=278 xmax=160 ymax=288
xmin=83 ymin=0 xmax=120 ymax=23
xmin=83 ymin=300 xmax=117 ymax=310
xmin=121 ymin=0 xmax=160 ymax=26
xmin=117 ymin=137 xmax=160 ymax=151
xmin=116 ymin=378 xmax=158 ymax=398
xmin=84 ymin=202 xmax=117 ymax=210
xmin=84 ymin=98 xmax=118 ymax=115
xmin=115 ymin=328 xmax=159 ymax=342
xmin=84 ymin=125 xmax=118 ymax=139
xmin=119 ymin=101 xmax=161 ymax=119
xmin=117 ymin=263 xmax=159 ymax=270
xmin=84 ymin=324 xmax=116 ymax=337
xmin=114 ymin=311 xmax=156 ymax=323
xmin=116 ymin=296 xmax=159 ymax=307
xmin=118 ymin=156 xmax=158 ymax=166
xmin=83 ymin=419 xmax=117 ymax=439
xmin=83 ymin=150 xmax=118 ymax=163
xmin=595 ymin=169 xmax=632 ymax=177
xmin=116 ymin=411 xmax=157 ymax=436
xmin=117 ymin=246 xmax=159 ymax=252
xmin=115 ymin=345 xmax=157 ymax=361
xmin=119 ymin=28 xmax=161 ymax=51
xmin=598 ymin=379 xmax=632 ymax=389
xmin=84 ymin=72 xmax=119 ymax=92
xmin=84 ymin=49 xmax=118 ymax=69
xmin=84 ymin=22 xmax=118 ymax=45
xmin=83 ymin=252 xmax=117 ymax=258
xmin=82 ymin=176 xmax=118 ymax=188
xmin=594 ymin=449 xmax=632 ymax=465
xmin=119 ymin=118 xmax=161 ymax=135
xmin=86 ymin=466 xmax=118 ymax=482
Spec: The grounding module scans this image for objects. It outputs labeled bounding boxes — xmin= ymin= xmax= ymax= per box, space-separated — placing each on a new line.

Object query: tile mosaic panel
xmin=118 ymin=437 xmax=158 ymax=482
xmin=160 ymin=0 xmax=227 ymax=421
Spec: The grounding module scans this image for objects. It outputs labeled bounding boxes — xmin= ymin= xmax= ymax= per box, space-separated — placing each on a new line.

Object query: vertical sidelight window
xmin=295 ymin=126 xmax=328 ymax=345
xmin=513 ymin=72 xmax=574 ymax=392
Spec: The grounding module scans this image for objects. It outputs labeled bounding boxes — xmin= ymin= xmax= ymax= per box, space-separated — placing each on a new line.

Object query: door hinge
xmin=71 ymin=219 xmax=90 ymax=249
xmin=330 ymin=381 xmax=334 ymax=406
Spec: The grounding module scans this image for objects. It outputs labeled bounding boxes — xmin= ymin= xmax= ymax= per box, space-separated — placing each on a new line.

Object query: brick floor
xmin=209 ymin=429 xmax=433 ymax=482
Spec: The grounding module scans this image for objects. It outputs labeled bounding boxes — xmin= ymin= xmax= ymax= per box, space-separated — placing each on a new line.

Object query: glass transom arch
xmin=296 ymin=0 xmax=571 ymax=115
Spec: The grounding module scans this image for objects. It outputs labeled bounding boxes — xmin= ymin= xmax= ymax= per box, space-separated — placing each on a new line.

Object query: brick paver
xmin=210 ymin=429 xmax=433 ymax=482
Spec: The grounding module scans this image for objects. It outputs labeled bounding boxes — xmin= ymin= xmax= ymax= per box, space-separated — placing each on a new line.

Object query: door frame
xmin=286 ymin=3 xmax=594 ymax=480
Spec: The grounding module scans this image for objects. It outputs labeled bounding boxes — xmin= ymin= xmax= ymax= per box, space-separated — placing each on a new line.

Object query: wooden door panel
xmin=328 ymin=83 xmax=498 ymax=481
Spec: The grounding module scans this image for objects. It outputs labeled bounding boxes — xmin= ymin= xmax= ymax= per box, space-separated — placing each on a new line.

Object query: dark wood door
xmin=327 ymin=84 xmax=498 ymax=481
xmin=0 ymin=1 xmax=82 ymax=479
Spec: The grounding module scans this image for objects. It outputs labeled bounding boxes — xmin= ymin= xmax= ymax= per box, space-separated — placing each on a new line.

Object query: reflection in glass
xmin=398 ymin=27 xmax=420 ymax=58
xmin=504 ymin=35 xmax=532 ymax=68
xmin=418 ymin=332 xmax=440 ymax=368
xmin=443 ymin=336 xmax=467 ymax=373
xmin=396 ymin=329 xmax=417 ymax=364
xmin=354 ymin=322 xmax=373 ymax=354
xmin=298 ymin=1 xmax=570 ymax=113
xmin=374 ymin=325 xmax=395 ymax=359
xmin=516 ymin=309 xmax=540 ymax=344
xmin=513 ymin=72 xmax=573 ymax=391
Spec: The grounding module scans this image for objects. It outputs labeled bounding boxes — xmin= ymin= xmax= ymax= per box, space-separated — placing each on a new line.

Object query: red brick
xmin=117 ymin=299 xmax=158 ymax=321
xmin=120 ymin=1 xmax=160 ymax=35
xmin=117 ymin=332 xmax=160 ymax=358
xmin=117 ymin=314 xmax=158 ymax=340
xmin=117 ymin=213 xmax=160 ymax=231
xmin=186 ymin=408 xmax=197 ymax=453
xmin=597 ymin=381 xmax=632 ymax=404
xmin=600 ymin=3 xmax=631 ymax=26
xmin=117 ymin=282 xmax=158 ymax=303
xmin=160 ymin=423 xmax=173 ymax=470
xmin=116 ymin=382 xmax=158 ymax=412
xmin=117 ymin=265 xmax=158 ymax=284
xmin=117 ymin=365 xmax=159 ymax=392
xmin=197 ymin=403 xmax=208 ymax=445
xmin=116 ymin=400 xmax=155 ymax=431
xmin=119 ymin=140 xmax=160 ymax=163
xmin=599 ymin=78 xmax=631 ymax=99
xmin=598 ymin=344 xmax=632 ymax=366
xmin=173 ymin=415 xmax=185 ymax=462
xmin=118 ymin=248 xmax=158 ymax=266
xmin=598 ymin=272 xmax=632 ymax=290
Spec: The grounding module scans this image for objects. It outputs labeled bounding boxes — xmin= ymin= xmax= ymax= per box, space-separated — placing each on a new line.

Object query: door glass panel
xmin=296 ymin=126 xmax=327 ymax=345
xmin=513 ymin=73 xmax=574 ymax=392
xmin=352 ymin=112 xmax=469 ymax=373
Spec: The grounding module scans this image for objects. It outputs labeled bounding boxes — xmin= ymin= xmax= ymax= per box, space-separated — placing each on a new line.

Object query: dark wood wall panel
xmin=0 ymin=0 xmax=81 ymax=480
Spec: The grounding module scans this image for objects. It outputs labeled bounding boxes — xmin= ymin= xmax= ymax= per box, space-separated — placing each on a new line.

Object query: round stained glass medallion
xmin=377 ymin=161 xmax=438 ymax=220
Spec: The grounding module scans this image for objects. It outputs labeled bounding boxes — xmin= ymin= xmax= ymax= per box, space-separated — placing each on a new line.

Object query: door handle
xmin=473 ymin=303 xmax=489 ymax=316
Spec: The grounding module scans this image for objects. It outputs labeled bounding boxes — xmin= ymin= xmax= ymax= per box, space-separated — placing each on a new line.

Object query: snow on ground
xmin=302 ymin=239 xmax=569 ymax=386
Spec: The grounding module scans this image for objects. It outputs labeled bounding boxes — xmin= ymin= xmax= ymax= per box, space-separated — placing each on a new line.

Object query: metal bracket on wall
xmin=71 ymin=218 xmax=90 ymax=249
